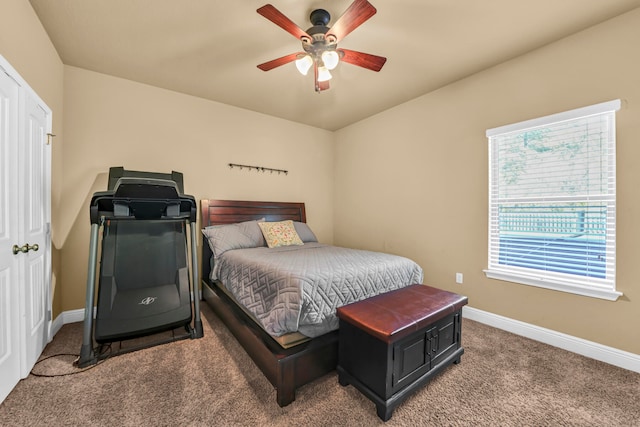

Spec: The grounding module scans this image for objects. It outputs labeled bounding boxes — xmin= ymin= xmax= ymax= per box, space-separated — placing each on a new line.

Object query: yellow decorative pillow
xmin=258 ymin=220 xmax=304 ymax=248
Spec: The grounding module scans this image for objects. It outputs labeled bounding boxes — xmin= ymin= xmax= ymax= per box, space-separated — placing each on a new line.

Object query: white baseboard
xmin=50 ymin=313 xmax=64 ymax=338
xmin=50 ymin=308 xmax=90 ymax=340
xmin=62 ymin=308 xmax=88 ymax=324
xmin=51 ymin=304 xmax=639 ymax=374
xmin=463 ymin=306 xmax=640 ymax=374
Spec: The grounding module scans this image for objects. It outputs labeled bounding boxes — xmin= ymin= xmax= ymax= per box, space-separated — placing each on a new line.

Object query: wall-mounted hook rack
xmin=228 ymin=163 xmax=288 ymax=175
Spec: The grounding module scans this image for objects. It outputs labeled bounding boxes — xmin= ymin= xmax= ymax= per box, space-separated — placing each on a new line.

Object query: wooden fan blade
xmin=257 ymin=52 xmax=301 ymax=71
xmin=257 ymin=4 xmax=311 ymax=40
xmin=338 ymin=48 xmax=386 ymax=72
xmin=326 ymin=0 xmax=376 ymax=42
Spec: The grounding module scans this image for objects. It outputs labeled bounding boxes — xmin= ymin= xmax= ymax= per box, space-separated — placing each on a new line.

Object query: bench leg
xmin=376 ymin=404 xmax=393 ymax=422
xmin=338 ymin=374 xmax=349 ymax=387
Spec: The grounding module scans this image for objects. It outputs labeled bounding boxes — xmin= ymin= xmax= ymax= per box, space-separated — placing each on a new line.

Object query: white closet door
xmin=0 ymin=55 xmax=52 ymax=404
xmin=0 ymin=67 xmax=21 ymax=404
xmin=19 ymin=92 xmax=49 ymax=376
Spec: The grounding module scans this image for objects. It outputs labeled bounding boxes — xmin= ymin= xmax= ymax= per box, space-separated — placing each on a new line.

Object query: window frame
xmin=484 ymin=99 xmax=622 ymax=301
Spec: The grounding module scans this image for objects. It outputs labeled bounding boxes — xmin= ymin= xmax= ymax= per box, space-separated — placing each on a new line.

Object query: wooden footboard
xmin=199 ymin=199 xmax=338 ymax=406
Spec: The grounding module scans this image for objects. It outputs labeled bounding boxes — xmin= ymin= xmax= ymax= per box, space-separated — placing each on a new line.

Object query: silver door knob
xmin=12 ymin=243 xmax=39 ymax=255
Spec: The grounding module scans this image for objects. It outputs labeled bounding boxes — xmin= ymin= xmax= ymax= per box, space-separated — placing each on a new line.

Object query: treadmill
xmin=78 ymin=167 xmax=203 ymax=367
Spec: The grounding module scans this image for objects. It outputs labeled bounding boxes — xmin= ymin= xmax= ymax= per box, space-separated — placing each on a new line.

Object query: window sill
xmin=483 ymin=269 xmax=622 ymax=301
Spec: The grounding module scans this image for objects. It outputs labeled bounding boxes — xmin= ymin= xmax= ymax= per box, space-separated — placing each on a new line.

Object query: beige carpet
xmin=1 ymin=303 xmax=639 ymax=426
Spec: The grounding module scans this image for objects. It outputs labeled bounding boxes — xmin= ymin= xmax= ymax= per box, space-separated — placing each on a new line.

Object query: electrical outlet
xmin=455 ymin=272 xmax=463 ymax=284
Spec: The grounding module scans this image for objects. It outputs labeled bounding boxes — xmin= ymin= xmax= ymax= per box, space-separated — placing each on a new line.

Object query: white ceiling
xmin=29 ymin=0 xmax=640 ymax=131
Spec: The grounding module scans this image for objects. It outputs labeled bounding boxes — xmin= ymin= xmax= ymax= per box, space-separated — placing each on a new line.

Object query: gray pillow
xmin=202 ymin=219 xmax=266 ymax=258
xmin=293 ymin=221 xmax=318 ymax=243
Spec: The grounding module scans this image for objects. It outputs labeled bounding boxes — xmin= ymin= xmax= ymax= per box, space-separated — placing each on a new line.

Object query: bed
xmin=200 ymin=199 xmax=423 ymax=406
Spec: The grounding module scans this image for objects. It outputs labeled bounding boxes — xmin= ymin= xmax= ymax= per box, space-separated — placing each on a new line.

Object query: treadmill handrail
xmin=90 ymin=176 xmax=196 ymax=223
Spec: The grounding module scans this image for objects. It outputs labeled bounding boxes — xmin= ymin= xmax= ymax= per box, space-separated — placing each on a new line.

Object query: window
xmin=485 ymin=100 xmax=621 ymax=300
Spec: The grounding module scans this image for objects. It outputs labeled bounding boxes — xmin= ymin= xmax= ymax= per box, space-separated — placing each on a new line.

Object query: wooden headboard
xmin=200 ymin=199 xmax=306 ymax=282
xmin=200 ymin=199 xmax=306 ymax=226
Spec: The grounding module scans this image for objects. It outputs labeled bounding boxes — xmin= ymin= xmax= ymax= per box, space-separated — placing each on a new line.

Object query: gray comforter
xmin=213 ymin=242 xmax=423 ymax=337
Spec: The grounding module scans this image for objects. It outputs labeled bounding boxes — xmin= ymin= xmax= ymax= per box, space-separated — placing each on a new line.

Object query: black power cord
xmin=30 ymin=344 xmax=112 ymax=378
xmin=31 ymin=327 xmax=187 ymax=378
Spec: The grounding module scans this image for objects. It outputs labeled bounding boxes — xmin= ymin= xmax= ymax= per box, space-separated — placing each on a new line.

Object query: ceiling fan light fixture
xmin=257 ymin=1 xmax=386 ymax=92
xmin=317 ymin=66 xmax=332 ymax=82
xmin=321 ymin=50 xmax=340 ymax=70
xmin=295 ymin=55 xmax=313 ymax=75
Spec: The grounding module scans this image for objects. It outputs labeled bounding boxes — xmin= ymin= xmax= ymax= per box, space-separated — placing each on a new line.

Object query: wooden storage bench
xmin=336 ymin=284 xmax=468 ymax=421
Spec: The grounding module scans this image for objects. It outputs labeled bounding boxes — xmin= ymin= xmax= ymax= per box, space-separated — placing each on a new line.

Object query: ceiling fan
xmin=257 ymin=0 xmax=387 ymax=92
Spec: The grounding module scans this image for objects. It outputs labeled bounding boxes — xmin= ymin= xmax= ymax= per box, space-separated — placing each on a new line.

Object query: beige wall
xmin=0 ymin=0 xmax=64 ymax=317
xmin=335 ymin=8 xmax=640 ymax=354
xmin=4 ymin=0 xmax=639 ymax=355
xmin=60 ymin=66 xmax=334 ymax=311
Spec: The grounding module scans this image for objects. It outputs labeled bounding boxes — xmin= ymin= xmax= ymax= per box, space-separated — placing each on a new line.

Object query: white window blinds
xmin=485 ymin=100 xmax=621 ymax=300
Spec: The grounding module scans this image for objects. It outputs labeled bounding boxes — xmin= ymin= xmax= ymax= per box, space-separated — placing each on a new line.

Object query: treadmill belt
xmin=95 ymin=220 xmax=192 ymax=343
